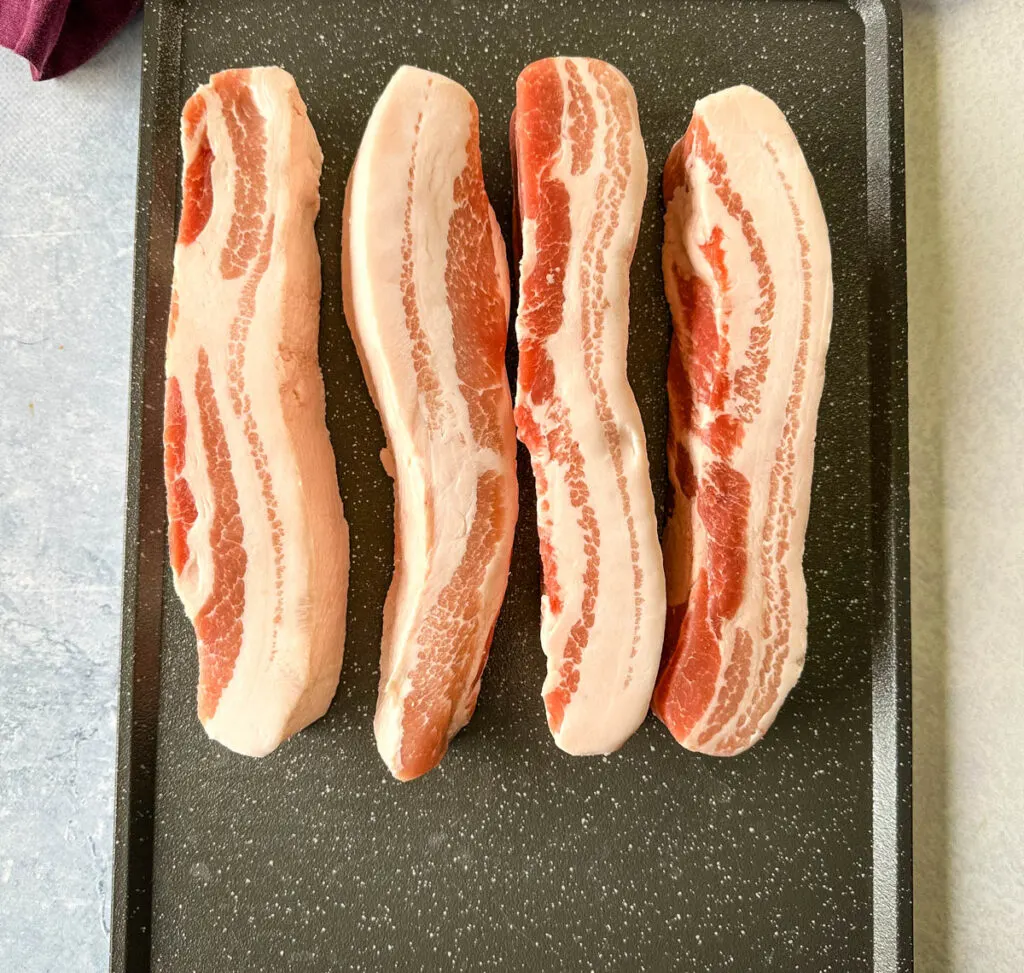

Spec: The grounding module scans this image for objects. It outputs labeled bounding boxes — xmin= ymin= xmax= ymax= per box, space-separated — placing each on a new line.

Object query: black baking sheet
xmin=111 ymin=1 xmax=912 ymax=970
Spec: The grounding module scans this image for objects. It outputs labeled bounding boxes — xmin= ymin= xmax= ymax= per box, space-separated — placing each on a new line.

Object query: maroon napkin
xmin=0 ymin=0 xmax=142 ymax=80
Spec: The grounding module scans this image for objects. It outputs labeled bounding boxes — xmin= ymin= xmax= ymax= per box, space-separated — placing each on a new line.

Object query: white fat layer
xmin=167 ymin=68 xmax=346 ymax=757
xmin=346 ymin=67 xmax=506 ymax=770
xmin=519 ymin=58 xmax=665 ymax=755
xmin=673 ymin=85 xmax=832 ymax=750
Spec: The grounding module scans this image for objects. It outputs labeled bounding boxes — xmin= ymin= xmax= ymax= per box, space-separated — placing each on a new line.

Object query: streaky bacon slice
xmin=164 ymin=67 xmax=349 ymax=757
xmin=512 ymin=57 xmax=666 ymax=755
xmin=343 ymin=66 xmax=518 ymax=781
xmin=653 ymin=85 xmax=833 ymax=756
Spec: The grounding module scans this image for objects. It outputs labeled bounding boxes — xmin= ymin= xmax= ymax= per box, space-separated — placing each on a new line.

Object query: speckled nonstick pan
xmin=112 ymin=1 xmax=911 ymax=970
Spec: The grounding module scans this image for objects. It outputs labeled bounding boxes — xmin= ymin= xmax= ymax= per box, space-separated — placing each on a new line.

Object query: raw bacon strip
xmin=343 ymin=66 xmax=518 ymax=781
xmin=512 ymin=58 xmax=665 ymax=755
xmin=164 ymin=67 xmax=349 ymax=757
xmin=653 ymin=85 xmax=833 ymax=756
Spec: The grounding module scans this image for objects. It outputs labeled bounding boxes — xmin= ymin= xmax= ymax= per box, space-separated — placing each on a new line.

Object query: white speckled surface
xmin=904 ymin=1 xmax=1024 ymax=971
xmin=0 ymin=19 xmax=142 ymax=972
xmin=0 ymin=2 xmax=1020 ymax=970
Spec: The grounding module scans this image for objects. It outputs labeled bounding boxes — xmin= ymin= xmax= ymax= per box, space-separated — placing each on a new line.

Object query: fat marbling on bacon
xmin=512 ymin=57 xmax=666 ymax=755
xmin=164 ymin=67 xmax=349 ymax=757
xmin=653 ymin=85 xmax=833 ymax=755
xmin=343 ymin=67 xmax=518 ymax=781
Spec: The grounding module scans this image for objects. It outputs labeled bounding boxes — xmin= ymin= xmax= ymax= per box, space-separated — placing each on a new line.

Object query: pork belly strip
xmin=343 ymin=66 xmax=518 ymax=781
xmin=653 ymin=85 xmax=833 ymax=756
xmin=164 ymin=67 xmax=349 ymax=757
xmin=512 ymin=57 xmax=666 ymax=755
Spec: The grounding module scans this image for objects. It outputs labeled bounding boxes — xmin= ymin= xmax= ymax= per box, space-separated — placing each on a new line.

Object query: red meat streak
xmin=394 ymin=106 xmax=513 ymax=780
xmin=164 ymin=377 xmax=197 ymax=575
xmin=509 ymin=106 xmax=560 ymax=619
xmin=661 ymin=337 xmax=695 ymax=662
xmin=212 ymin=72 xmax=283 ymax=646
xmin=179 ymin=94 xmax=214 ymax=247
xmin=514 ymin=61 xmax=599 ymax=734
xmin=653 ymin=114 xmax=788 ymax=746
xmin=168 ymin=289 xmax=180 ymax=339
xmin=193 ymin=348 xmax=247 ymax=721
xmin=165 ymin=90 xmax=210 ymax=580
xmin=579 ymin=61 xmax=645 ymax=677
xmin=721 ymin=143 xmax=813 ymax=752
xmin=166 ymin=71 xmax=282 ymax=719
xmin=399 ymin=85 xmax=456 ymax=437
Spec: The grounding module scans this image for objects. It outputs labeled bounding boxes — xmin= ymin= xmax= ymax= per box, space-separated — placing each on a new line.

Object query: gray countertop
xmin=0 ymin=3 xmax=1021 ymax=970
xmin=1 ymin=17 xmax=141 ymax=971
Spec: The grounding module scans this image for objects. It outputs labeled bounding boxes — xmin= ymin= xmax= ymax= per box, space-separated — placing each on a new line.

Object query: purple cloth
xmin=0 ymin=0 xmax=141 ymax=80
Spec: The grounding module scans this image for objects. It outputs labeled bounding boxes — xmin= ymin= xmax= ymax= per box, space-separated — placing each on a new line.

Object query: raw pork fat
xmin=164 ymin=67 xmax=349 ymax=757
xmin=512 ymin=57 xmax=665 ymax=755
xmin=654 ymin=85 xmax=833 ymax=755
xmin=343 ymin=66 xmax=518 ymax=781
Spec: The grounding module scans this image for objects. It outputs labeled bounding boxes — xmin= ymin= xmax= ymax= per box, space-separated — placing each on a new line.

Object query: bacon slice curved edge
xmin=343 ymin=66 xmax=518 ymax=781
xmin=653 ymin=85 xmax=833 ymax=756
xmin=164 ymin=67 xmax=349 ymax=757
xmin=512 ymin=57 xmax=666 ymax=755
